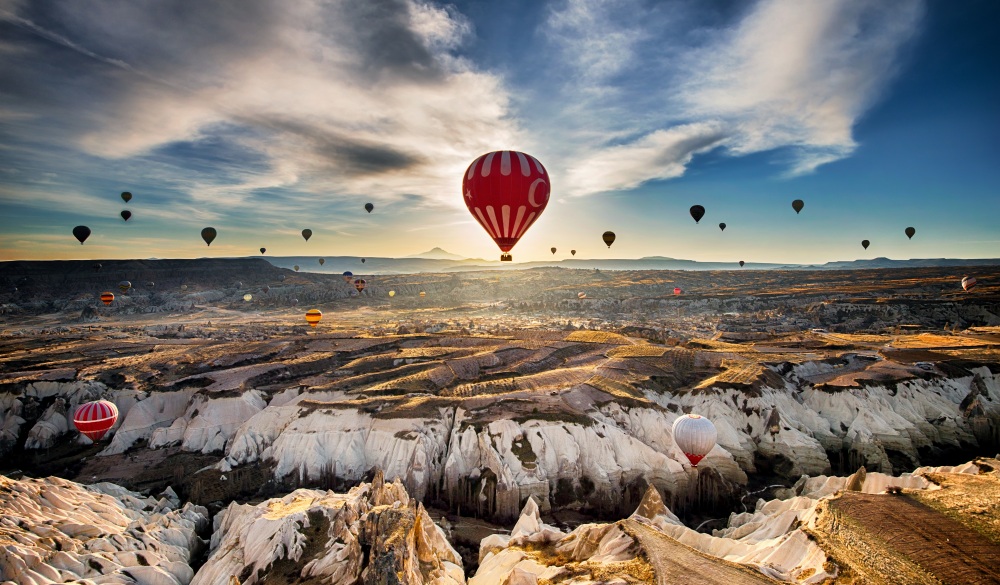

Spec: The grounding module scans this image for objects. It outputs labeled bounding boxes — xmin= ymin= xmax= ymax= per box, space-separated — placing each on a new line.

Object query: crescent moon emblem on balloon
xmin=527 ymin=178 xmax=547 ymax=208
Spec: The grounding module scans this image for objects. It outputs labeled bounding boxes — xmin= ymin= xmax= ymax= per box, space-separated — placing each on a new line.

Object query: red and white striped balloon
xmin=672 ymin=413 xmax=717 ymax=467
xmin=962 ymin=276 xmax=977 ymax=291
xmin=463 ymin=150 xmax=550 ymax=258
xmin=73 ymin=400 xmax=119 ymax=441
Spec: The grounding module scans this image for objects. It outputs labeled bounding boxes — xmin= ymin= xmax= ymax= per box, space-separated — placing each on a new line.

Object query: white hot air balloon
xmin=672 ymin=414 xmax=717 ymax=467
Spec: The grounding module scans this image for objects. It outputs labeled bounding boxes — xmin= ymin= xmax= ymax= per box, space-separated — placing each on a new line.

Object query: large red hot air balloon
xmin=73 ymin=400 xmax=119 ymax=441
xmin=463 ymin=151 xmax=550 ymax=261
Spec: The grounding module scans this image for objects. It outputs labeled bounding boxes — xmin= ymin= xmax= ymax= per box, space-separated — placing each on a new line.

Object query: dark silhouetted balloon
xmin=689 ymin=205 xmax=705 ymax=224
xmin=365 ymin=203 xmax=374 ymax=213
xmin=602 ymin=231 xmax=616 ymax=248
xmin=739 ymin=261 xmax=745 ymax=267
xmin=318 ymin=258 xmax=325 ymax=265
xmin=121 ymin=192 xmax=132 ymax=203
xmin=260 ymin=247 xmax=266 ymax=254
xmin=146 ymin=281 xmax=155 ymax=288
xmin=361 ymin=258 xmax=366 ymax=263
xmin=719 ymin=223 xmax=726 ymax=232
xmin=551 ymin=247 xmax=557 ymax=255
xmin=121 ymin=210 xmax=131 ymax=221
xmin=294 ymin=265 xmax=299 ymax=271
xmin=463 ymin=150 xmax=550 ymax=261
xmin=73 ymin=226 xmax=91 ymax=244
xmin=201 ymin=227 xmax=217 ymax=246
xmin=571 ymin=250 xmax=576 ymax=256
xmin=302 ymin=229 xmax=312 ymax=241
xmin=792 ymin=199 xmax=804 ymax=214
xmin=905 ymin=227 xmax=915 ymax=239
xmin=279 ymin=275 xmax=286 ymax=282
xmin=93 ymin=263 xmax=102 ymax=272
xmin=862 ymin=240 xmax=870 ymax=250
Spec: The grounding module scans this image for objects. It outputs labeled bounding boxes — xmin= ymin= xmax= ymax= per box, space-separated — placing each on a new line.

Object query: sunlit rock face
xmin=192 ymin=471 xmax=464 ymax=585
xmin=0 ymin=475 xmax=208 ymax=585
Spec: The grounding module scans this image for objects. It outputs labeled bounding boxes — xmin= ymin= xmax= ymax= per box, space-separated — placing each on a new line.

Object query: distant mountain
xmin=406 ymin=247 xmax=465 ymax=260
xmin=798 ymin=257 xmax=1000 ymax=270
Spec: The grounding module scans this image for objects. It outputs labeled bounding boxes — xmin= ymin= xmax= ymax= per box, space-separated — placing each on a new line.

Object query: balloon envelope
xmin=389 ymin=290 xmax=395 ymax=297
xmin=361 ymin=258 xmax=366 ymax=263
xmin=905 ymin=227 xmax=915 ymax=239
xmin=672 ymin=414 xmax=717 ymax=466
xmin=602 ymin=231 xmax=615 ymax=248
xmin=354 ymin=278 xmax=366 ymax=292
xmin=319 ymin=258 xmax=325 ymax=265
xmin=73 ymin=226 xmax=91 ymax=244
xmin=343 ymin=271 xmax=354 ymax=282
xmin=74 ymin=400 xmax=119 ymax=441
xmin=419 ymin=291 xmax=426 ymax=297
xmin=201 ymin=227 xmax=217 ymax=246
xmin=739 ymin=261 xmax=745 ymax=267
xmin=294 ymin=265 xmax=299 ymax=271
xmin=305 ymin=309 xmax=322 ymax=327
xmin=302 ymin=229 xmax=312 ymax=241
xmin=100 ymin=292 xmax=114 ymax=306
xmin=578 ymin=292 xmax=586 ymax=299
xmin=673 ymin=287 xmax=682 ymax=295
xmin=243 ymin=294 xmax=252 ymax=301
xmin=365 ymin=203 xmax=374 ymax=213
xmin=792 ymin=199 xmax=804 ymax=214
xmin=260 ymin=247 xmax=266 ymax=254
xmin=862 ymin=240 xmax=870 ymax=250
xmin=718 ymin=222 xmax=726 ymax=231
xmin=689 ymin=205 xmax=705 ymax=223
xmin=962 ymin=276 xmax=977 ymax=291
xmin=571 ymin=250 xmax=576 ymax=256
xmin=551 ymin=247 xmax=557 ymax=255
xmin=121 ymin=210 xmax=131 ymax=221
xmin=121 ymin=191 xmax=132 ymax=203
xmin=118 ymin=281 xmax=131 ymax=293
xmin=463 ymin=150 xmax=550 ymax=259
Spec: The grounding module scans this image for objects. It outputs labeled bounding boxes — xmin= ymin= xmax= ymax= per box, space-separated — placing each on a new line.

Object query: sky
xmin=0 ymin=0 xmax=998 ymax=264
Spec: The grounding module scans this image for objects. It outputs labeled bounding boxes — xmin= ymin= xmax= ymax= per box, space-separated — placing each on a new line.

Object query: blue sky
xmin=0 ymin=0 xmax=997 ymax=263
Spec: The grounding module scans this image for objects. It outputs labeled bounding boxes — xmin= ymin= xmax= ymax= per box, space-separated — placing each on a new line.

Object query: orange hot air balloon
xmin=578 ymin=292 xmax=587 ymax=299
xmin=100 ymin=292 xmax=115 ymax=306
xmin=463 ymin=150 xmax=550 ymax=261
xmin=73 ymin=400 xmax=119 ymax=441
xmin=419 ymin=291 xmax=426 ymax=298
xmin=305 ymin=309 xmax=322 ymax=327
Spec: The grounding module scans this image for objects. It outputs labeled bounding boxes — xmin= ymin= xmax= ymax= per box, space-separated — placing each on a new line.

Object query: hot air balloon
xmin=260 ymin=247 xmax=266 ymax=254
xmin=551 ymin=247 xmax=557 ymax=255
xmin=305 ymin=309 xmax=322 ymax=327
xmin=365 ymin=203 xmax=374 ymax=213
xmin=202 ymin=227 xmax=217 ymax=246
xmin=389 ymin=290 xmax=396 ymax=297
xmin=121 ymin=210 xmax=132 ymax=221
xmin=673 ymin=287 xmax=682 ymax=295
xmin=354 ymin=279 xmax=366 ymax=293
xmin=100 ymin=292 xmax=114 ymax=306
xmin=905 ymin=227 xmax=915 ymax=239
xmin=602 ymin=231 xmax=615 ymax=248
xmin=121 ymin=191 xmax=132 ymax=203
xmin=319 ymin=258 xmax=325 ymax=266
xmin=146 ymin=281 xmax=155 ymax=289
xmin=739 ymin=261 xmax=745 ymax=267
xmin=278 ymin=275 xmax=286 ymax=282
xmin=294 ymin=265 xmax=299 ymax=271
xmin=302 ymin=229 xmax=312 ymax=241
xmin=361 ymin=258 xmax=366 ymax=264
xmin=263 ymin=286 xmax=270 ymax=294
xmin=792 ymin=199 xmax=804 ymax=214
xmin=73 ymin=226 xmax=91 ymax=244
xmin=419 ymin=291 xmax=426 ymax=298
xmin=291 ymin=298 xmax=299 ymax=305
xmin=343 ymin=271 xmax=354 ymax=283
xmin=578 ymin=292 xmax=587 ymax=299
xmin=571 ymin=250 xmax=576 ymax=256
xmin=93 ymin=263 xmax=102 ymax=272
xmin=672 ymin=414 xmax=716 ymax=467
xmin=181 ymin=284 xmax=189 ymax=290
xmin=962 ymin=276 xmax=977 ymax=291
xmin=118 ymin=281 xmax=131 ymax=293
xmin=235 ymin=282 xmax=243 ymax=289
xmin=73 ymin=400 xmax=119 ymax=442
xmin=689 ymin=205 xmax=705 ymax=224
xmin=463 ymin=150 xmax=550 ymax=261
xmin=242 ymin=294 xmax=252 ymax=302
xmin=862 ymin=240 xmax=870 ymax=250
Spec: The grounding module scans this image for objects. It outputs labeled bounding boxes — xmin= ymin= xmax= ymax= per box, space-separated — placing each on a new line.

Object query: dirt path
xmin=622 ymin=520 xmax=779 ymax=585
xmin=830 ymin=492 xmax=1000 ymax=584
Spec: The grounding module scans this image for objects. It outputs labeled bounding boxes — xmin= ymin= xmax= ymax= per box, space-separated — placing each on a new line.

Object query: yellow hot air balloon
xmin=419 ymin=291 xmax=426 ymax=297
xmin=388 ymin=290 xmax=396 ymax=297
xmin=305 ymin=309 xmax=322 ymax=327
xmin=243 ymin=294 xmax=252 ymax=302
